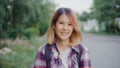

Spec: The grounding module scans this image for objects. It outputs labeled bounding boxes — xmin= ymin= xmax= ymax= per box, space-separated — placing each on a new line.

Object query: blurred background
xmin=0 ymin=0 xmax=120 ymax=68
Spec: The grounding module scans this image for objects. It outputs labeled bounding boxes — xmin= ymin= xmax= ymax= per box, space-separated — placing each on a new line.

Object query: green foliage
xmin=79 ymin=0 xmax=120 ymax=34
xmin=0 ymin=0 xmax=55 ymax=39
xmin=0 ymin=38 xmax=46 ymax=68
xmin=116 ymin=0 xmax=120 ymax=17
xmin=23 ymin=27 xmax=39 ymax=39
xmin=105 ymin=22 xmax=120 ymax=34
xmin=92 ymin=0 xmax=120 ymax=33
xmin=38 ymin=22 xmax=49 ymax=36
xmin=78 ymin=11 xmax=89 ymax=21
xmin=0 ymin=46 xmax=34 ymax=68
xmin=93 ymin=0 xmax=116 ymax=22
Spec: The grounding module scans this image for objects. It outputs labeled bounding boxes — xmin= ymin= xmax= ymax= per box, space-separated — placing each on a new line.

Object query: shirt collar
xmin=71 ymin=45 xmax=80 ymax=53
xmin=50 ymin=42 xmax=80 ymax=54
xmin=51 ymin=43 xmax=59 ymax=54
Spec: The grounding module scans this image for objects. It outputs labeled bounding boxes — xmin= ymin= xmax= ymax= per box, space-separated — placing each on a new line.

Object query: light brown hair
xmin=46 ymin=7 xmax=82 ymax=46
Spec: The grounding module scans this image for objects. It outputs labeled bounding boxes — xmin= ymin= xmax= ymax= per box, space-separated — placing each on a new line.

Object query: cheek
xmin=70 ymin=27 xmax=73 ymax=32
xmin=55 ymin=24 xmax=62 ymax=30
xmin=54 ymin=25 xmax=60 ymax=33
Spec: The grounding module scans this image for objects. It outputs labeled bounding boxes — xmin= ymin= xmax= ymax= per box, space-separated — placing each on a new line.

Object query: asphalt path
xmin=81 ymin=32 xmax=120 ymax=68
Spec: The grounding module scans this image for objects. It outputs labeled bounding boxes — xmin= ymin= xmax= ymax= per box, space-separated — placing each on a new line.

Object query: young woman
xmin=33 ymin=7 xmax=91 ymax=68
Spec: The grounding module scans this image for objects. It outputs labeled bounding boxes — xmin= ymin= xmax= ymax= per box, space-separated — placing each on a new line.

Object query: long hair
xmin=46 ymin=7 xmax=82 ymax=46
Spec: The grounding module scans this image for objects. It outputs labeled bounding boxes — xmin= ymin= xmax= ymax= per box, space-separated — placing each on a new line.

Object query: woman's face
xmin=54 ymin=14 xmax=73 ymax=41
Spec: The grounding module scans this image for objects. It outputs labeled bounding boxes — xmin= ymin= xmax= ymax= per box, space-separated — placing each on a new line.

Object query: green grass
xmin=0 ymin=37 xmax=46 ymax=68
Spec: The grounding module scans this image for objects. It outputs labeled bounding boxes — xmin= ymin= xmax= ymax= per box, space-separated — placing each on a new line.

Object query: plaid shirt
xmin=33 ymin=43 xmax=91 ymax=68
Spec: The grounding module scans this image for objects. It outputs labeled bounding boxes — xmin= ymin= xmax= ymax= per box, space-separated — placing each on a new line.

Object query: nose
xmin=63 ymin=24 xmax=68 ymax=30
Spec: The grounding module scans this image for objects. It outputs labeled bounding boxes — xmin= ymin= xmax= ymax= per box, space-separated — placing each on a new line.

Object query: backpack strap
xmin=76 ymin=44 xmax=83 ymax=68
xmin=45 ymin=44 xmax=51 ymax=68
xmin=45 ymin=44 xmax=82 ymax=68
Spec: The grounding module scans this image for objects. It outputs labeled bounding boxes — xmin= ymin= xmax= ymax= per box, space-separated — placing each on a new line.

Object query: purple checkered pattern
xmin=33 ymin=43 xmax=91 ymax=68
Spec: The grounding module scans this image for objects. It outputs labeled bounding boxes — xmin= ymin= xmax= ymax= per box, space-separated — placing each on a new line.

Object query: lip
xmin=61 ymin=32 xmax=68 ymax=36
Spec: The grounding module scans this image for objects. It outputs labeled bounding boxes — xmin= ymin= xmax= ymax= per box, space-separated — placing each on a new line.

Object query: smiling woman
xmin=33 ymin=7 xmax=91 ymax=68
xmin=54 ymin=14 xmax=74 ymax=44
xmin=47 ymin=7 xmax=82 ymax=46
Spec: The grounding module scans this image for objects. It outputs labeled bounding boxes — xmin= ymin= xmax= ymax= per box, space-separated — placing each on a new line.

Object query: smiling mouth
xmin=61 ymin=32 xmax=68 ymax=36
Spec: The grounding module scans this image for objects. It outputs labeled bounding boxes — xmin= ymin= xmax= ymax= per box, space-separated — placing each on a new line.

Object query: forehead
xmin=57 ymin=14 xmax=71 ymax=22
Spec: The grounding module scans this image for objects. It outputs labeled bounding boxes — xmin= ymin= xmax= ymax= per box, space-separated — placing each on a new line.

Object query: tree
xmin=0 ymin=0 xmax=55 ymax=39
xmin=78 ymin=11 xmax=89 ymax=21
xmin=92 ymin=0 xmax=120 ymax=33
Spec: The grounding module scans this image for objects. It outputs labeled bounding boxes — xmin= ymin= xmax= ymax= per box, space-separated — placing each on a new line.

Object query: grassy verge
xmin=0 ymin=37 xmax=46 ymax=68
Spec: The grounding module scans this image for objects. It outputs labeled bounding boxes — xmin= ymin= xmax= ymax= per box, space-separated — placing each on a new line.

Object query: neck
xmin=56 ymin=39 xmax=70 ymax=52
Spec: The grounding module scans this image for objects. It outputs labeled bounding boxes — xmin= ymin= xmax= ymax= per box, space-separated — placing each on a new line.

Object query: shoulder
xmin=37 ymin=44 xmax=47 ymax=54
xmin=81 ymin=45 xmax=89 ymax=52
xmin=77 ymin=44 xmax=89 ymax=53
xmin=33 ymin=44 xmax=47 ymax=67
xmin=79 ymin=45 xmax=91 ymax=67
xmin=72 ymin=44 xmax=89 ymax=54
xmin=80 ymin=45 xmax=90 ymax=60
xmin=79 ymin=44 xmax=89 ymax=56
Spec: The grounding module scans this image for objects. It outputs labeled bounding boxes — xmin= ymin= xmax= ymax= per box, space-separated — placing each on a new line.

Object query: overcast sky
xmin=55 ymin=0 xmax=93 ymax=14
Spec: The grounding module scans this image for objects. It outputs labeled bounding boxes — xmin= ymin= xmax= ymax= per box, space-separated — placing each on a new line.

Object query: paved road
xmin=81 ymin=32 xmax=120 ymax=68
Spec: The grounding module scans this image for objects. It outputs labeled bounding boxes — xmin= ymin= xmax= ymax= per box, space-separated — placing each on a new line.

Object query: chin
xmin=60 ymin=37 xmax=69 ymax=40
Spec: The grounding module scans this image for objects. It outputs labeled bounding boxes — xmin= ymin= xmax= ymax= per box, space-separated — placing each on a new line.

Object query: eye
xmin=59 ymin=22 xmax=63 ymax=24
xmin=68 ymin=23 xmax=72 ymax=26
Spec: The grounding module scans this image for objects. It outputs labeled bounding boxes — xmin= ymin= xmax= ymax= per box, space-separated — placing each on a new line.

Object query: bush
xmin=23 ymin=27 xmax=39 ymax=39
xmin=0 ymin=38 xmax=46 ymax=68
xmin=38 ymin=22 xmax=49 ymax=36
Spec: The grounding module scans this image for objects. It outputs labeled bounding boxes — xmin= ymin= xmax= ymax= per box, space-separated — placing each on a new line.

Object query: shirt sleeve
xmin=80 ymin=46 xmax=91 ymax=68
xmin=33 ymin=45 xmax=46 ymax=68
